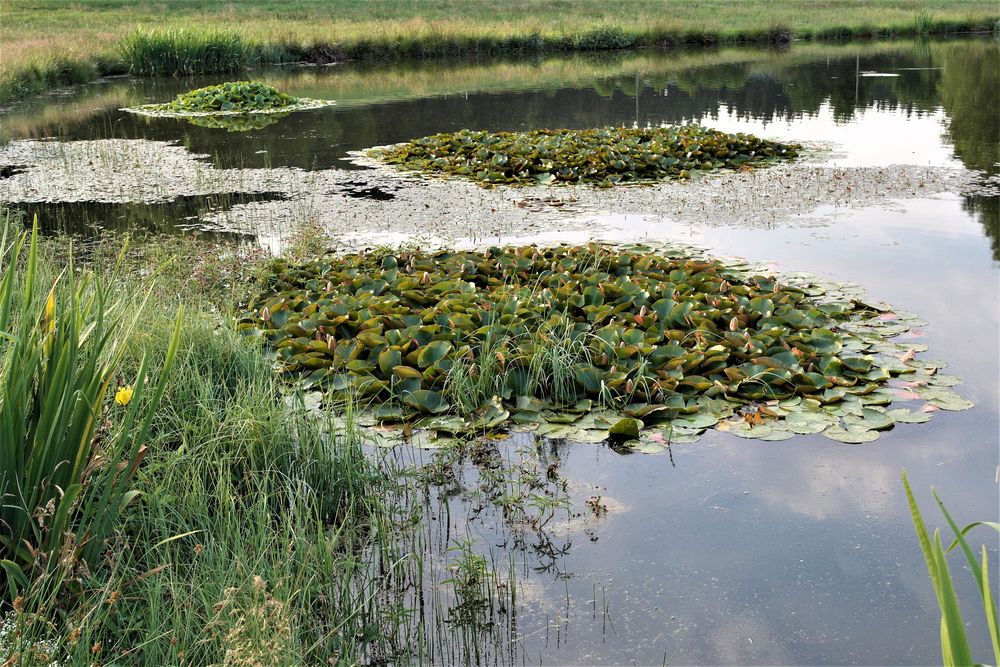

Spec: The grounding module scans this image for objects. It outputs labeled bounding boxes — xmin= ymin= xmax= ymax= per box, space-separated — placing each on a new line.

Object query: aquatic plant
xmin=367 ymin=126 xmax=800 ymax=186
xmin=149 ymin=81 xmax=297 ymax=113
xmin=124 ymin=81 xmax=334 ymax=123
xmin=0 ymin=221 xmax=182 ymax=602
xmin=240 ymin=244 xmax=969 ymax=445
xmin=902 ymin=470 xmax=1000 ymax=666
xmin=119 ymin=29 xmax=255 ymax=77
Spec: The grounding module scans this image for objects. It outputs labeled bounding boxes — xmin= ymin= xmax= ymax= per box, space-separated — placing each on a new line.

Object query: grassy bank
xmin=0 ymin=223 xmax=521 ymax=664
xmin=2 ymin=0 xmax=997 ymax=102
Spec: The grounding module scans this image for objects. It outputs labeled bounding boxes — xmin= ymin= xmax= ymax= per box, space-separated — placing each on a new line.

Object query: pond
xmin=1 ymin=37 xmax=998 ymax=665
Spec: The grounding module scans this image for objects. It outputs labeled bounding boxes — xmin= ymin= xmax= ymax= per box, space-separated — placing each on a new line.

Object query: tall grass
xmin=0 ymin=221 xmax=181 ymax=604
xmin=902 ymin=470 xmax=1000 ymax=666
xmin=118 ymin=29 xmax=259 ymax=77
xmin=0 ymin=58 xmax=99 ymax=104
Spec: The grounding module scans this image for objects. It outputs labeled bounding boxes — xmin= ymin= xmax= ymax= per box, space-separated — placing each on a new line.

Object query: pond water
xmin=1 ymin=37 xmax=998 ymax=665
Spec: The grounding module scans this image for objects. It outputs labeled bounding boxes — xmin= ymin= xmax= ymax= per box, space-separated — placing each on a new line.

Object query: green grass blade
xmin=931 ymin=529 xmax=974 ymax=666
xmin=934 ymin=490 xmax=1000 ymax=663
xmin=903 ymin=470 xmax=974 ymax=666
xmin=981 ymin=545 xmax=1000 ymax=665
xmin=903 ymin=471 xmax=941 ymax=598
xmin=946 ymin=522 xmax=1000 ymax=553
xmin=935 ymin=490 xmax=988 ymax=592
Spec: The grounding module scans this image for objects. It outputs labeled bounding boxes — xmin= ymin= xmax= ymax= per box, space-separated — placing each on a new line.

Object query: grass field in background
xmin=1 ymin=0 xmax=997 ymax=101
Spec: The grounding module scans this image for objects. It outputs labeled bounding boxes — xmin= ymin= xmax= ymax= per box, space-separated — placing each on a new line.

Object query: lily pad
xmin=821 ymin=426 xmax=881 ymax=444
xmin=608 ymin=418 xmax=643 ymax=440
xmin=843 ymin=408 xmax=895 ymax=431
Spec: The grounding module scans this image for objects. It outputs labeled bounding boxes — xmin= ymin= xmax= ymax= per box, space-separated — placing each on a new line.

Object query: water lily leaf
xmin=514 ymin=396 xmax=545 ymax=413
xmin=754 ymin=429 xmax=795 ymax=441
xmin=654 ymin=428 xmax=703 ymax=444
xmin=631 ymin=441 xmax=666 ymax=454
xmin=569 ymin=429 xmax=612 ymax=444
xmin=417 ymin=340 xmax=452 ymax=368
xmin=923 ymin=390 xmax=974 ymax=411
xmin=886 ymin=408 xmax=932 ymax=424
xmin=843 ymin=408 xmax=895 ymax=431
xmin=860 ymin=389 xmax=895 ymax=406
xmin=608 ymin=418 xmax=642 ymax=440
xmin=669 ymin=413 xmax=719 ymax=430
xmin=378 ymin=349 xmax=402 ymax=376
xmin=782 ymin=411 xmax=836 ymax=434
xmin=422 ymin=415 xmax=468 ymax=434
xmin=926 ymin=373 xmax=963 ymax=387
xmin=624 ymin=403 xmax=671 ymax=418
xmin=374 ymin=403 xmax=416 ymax=422
xmin=409 ymin=431 xmax=460 ymax=449
xmin=542 ymin=410 xmax=584 ymax=424
xmin=468 ymin=398 xmax=510 ymax=430
xmin=822 ymin=426 xmax=880 ymax=444
xmin=392 ymin=365 xmax=422 ymax=380
xmin=402 ymin=389 xmax=450 ymax=414
xmin=718 ymin=418 xmax=775 ymax=439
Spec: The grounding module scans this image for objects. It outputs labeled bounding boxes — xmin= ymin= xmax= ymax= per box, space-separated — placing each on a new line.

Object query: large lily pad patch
xmin=123 ymin=81 xmax=334 ymax=131
xmin=239 ymin=244 xmax=969 ymax=448
xmin=366 ymin=126 xmax=800 ymax=187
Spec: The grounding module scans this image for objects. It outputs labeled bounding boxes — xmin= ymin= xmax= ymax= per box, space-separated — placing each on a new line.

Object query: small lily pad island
xmin=123 ymin=81 xmax=335 ymax=131
xmin=241 ymin=243 xmax=967 ymax=449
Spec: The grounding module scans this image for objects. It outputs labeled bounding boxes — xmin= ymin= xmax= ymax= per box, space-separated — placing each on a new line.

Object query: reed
xmin=118 ymin=29 xmax=259 ymax=77
xmin=0 ymin=220 xmax=182 ymax=606
xmin=902 ymin=470 xmax=1000 ymax=666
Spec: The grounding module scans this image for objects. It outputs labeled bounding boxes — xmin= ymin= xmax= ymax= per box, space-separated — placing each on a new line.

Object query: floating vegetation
xmin=151 ymin=81 xmax=296 ymax=113
xmin=367 ymin=126 xmax=800 ymax=187
xmin=239 ymin=244 xmax=969 ymax=447
xmin=123 ymin=81 xmax=334 ymax=129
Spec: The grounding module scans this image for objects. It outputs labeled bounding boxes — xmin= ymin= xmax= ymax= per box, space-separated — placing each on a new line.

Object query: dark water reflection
xmin=1 ymin=37 xmax=998 ymax=665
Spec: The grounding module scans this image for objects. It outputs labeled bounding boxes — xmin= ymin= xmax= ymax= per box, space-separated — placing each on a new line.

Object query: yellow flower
xmin=115 ymin=385 xmax=134 ymax=406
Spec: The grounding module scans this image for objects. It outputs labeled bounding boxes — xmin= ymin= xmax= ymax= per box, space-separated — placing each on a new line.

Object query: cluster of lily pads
xmin=366 ymin=126 xmax=800 ymax=187
xmin=150 ymin=81 xmax=297 ymax=113
xmin=239 ymin=244 xmax=969 ymax=449
xmin=123 ymin=81 xmax=334 ymax=131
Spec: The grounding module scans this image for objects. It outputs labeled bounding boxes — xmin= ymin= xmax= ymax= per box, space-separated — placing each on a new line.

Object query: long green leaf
xmin=934 ymin=491 xmax=1000 ymax=664
xmin=981 ymin=545 xmax=1000 ymax=665
xmin=931 ymin=529 xmax=974 ymax=666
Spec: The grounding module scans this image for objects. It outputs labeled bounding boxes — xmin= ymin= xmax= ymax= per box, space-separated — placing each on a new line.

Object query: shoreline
xmin=3 ymin=15 xmax=997 ymax=104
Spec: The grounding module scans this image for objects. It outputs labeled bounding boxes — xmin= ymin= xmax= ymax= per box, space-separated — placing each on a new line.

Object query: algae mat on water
xmin=239 ymin=244 xmax=970 ymax=450
xmin=367 ymin=126 xmax=800 ymax=186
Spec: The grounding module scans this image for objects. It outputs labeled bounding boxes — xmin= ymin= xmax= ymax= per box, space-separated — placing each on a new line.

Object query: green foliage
xmin=151 ymin=81 xmax=298 ymax=113
xmin=369 ymin=126 xmax=800 ymax=186
xmin=0 ymin=57 xmax=98 ymax=105
xmin=0 ymin=222 xmax=181 ymax=603
xmin=118 ymin=28 xmax=255 ymax=76
xmin=902 ymin=470 xmax=1000 ymax=666
xmin=239 ymin=244 xmax=962 ymax=441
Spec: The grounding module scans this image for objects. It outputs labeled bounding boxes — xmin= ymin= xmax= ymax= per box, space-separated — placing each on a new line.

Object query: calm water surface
xmin=1 ymin=38 xmax=997 ymax=665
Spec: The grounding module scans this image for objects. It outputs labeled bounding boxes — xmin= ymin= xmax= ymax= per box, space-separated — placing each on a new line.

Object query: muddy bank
xmin=0 ymin=138 xmax=991 ymax=250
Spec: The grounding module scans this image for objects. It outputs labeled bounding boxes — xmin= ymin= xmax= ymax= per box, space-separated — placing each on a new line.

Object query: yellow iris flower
xmin=115 ymin=385 xmax=134 ymax=406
